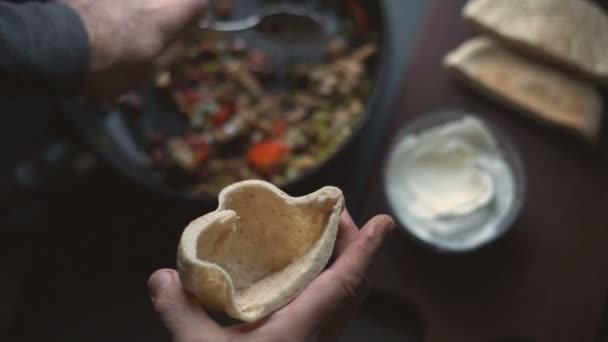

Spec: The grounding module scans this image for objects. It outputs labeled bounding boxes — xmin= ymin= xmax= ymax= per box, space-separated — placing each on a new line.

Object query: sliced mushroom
xmin=351 ymin=43 xmax=378 ymax=62
xmin=155 ymin=71 xmax=171 ymax=88
xmin=250 ymin=130 xmax=265 ymax=144
xmin=284 ymin=128 xmax=309 ymax=150
xmin=330 ymin=107 xmax=352 ymax=133
xmin=292 ymin=93 xmax=330 ymax=108
xmin=224 ymin=60 xmax=263 ymax=97
xmin=168 ymin=138 xmax=197 ymax=172
xmin=285 ymin=107 xmax=310 ymax=123
xmin=295 ymin=155 xmax=316 ymax=170
xmin=250 ymin=118 xmax=274 ymax=135
xmin=214 ymin=116 xmax=248 ymax=143
xmin=236 ymin=92 xmax=251 ymax=105
xmin=255 ymin=94 xmax=284 ymax=117
xmin=317 ymin=74 xmax=339 ymax=96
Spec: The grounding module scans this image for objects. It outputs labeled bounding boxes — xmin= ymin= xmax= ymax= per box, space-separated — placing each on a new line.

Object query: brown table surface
xmin=361 ymin=1 xmax=608 ymax=341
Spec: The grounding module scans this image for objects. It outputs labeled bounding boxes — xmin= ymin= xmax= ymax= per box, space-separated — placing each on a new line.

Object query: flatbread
xmin=177 ymin=180 xmax=344 ymax=322
xmin=444 ymin=37 xmax=603 ymax=142
xmin=463 ymin=0 xmax=608 ymax=84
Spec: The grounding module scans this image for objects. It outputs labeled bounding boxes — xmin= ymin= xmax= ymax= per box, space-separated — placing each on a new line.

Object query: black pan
xmin=61 ymin=0 xmax=391 ymax=205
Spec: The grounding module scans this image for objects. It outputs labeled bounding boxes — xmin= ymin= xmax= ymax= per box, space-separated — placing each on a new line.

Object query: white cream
xmin=385 ymin=116 xmax=517 ymax=250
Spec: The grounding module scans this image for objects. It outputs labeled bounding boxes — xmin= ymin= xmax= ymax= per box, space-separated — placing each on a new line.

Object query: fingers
xmin=328 ymin=214 xmax=394 ymax=291
xmin=333 ymin=209 xmax=359 ymax=257
xmin=148 ymin=269 xmax=222 ymax=341
xmin=271 ymin=215 xmax=395 ymax=334
xmin=341 ymin=208 xmax=357 ymax=229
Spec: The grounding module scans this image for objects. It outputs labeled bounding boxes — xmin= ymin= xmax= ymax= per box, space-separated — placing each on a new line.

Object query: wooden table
xmin=361 ymin=1 xmax=608 ymax=341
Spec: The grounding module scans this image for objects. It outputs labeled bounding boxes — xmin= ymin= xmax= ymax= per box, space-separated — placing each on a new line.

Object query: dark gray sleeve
xmin=0 ymin=1 xmax=90 ymax=96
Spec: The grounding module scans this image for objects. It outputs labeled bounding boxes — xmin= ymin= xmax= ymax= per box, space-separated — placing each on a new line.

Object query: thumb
xmin=148 ymin=269 xmax=222 ymax=340
xmin=272 ymin=215 xmax=395 ymax=334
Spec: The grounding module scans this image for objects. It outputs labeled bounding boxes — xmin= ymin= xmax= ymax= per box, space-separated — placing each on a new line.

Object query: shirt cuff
xmin=0 ymin=2 xmax=91 ymax=96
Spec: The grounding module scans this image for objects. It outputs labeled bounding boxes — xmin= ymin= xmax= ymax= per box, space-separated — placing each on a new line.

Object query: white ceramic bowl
xmin=383 ymin=111 xmax=526 ymax=253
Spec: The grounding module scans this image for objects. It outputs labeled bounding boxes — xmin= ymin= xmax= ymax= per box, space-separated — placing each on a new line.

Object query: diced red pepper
xmin=218 ymin=92 xmax=237 ymax=109
xmin=211 ymin=105 xmax=233 ymax=127
xmin=247 ymin=140 xmax=290 ymax=175
xmin=193 ymin=144 xmax=211 ymax=167
xmin=346 ymin=0 xmax=369 ymax=38
xmin=187 ymin=68 xmax=202 ymax=82
xmin=183 ymin=88 xmax=201 ymax=106
xmin=272 ymin=120 xmax=289 ymax=137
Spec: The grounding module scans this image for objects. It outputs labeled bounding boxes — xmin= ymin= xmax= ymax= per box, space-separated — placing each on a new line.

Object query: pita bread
xmin=177 ymin=180 xmax=344 ymax=322
xmin=444 ymin=37 xmax=603 ymax=142
xmin=463 ymin=0 xmax=608 ymax=84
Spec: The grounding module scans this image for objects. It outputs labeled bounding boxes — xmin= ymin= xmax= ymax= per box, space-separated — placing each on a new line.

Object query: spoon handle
xmin=199 ymin=0 xmax=261 ymax=33
xmin=200 ymin=16 xmax=262 ymax=32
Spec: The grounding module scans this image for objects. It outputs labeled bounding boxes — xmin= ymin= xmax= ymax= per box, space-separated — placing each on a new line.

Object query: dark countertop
xmin=361 ymin=0 xmax=608 ymax=341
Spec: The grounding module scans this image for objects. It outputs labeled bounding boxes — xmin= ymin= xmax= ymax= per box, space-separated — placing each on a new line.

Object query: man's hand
xmin=63 ymin=0 xmax=207 ymax=96
xmin=148 ymin=211 xmax=395 ymax=342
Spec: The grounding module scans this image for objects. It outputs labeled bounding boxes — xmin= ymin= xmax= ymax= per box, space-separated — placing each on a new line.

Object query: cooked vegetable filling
xmin=118 ymin=2 xmax=378 ymax=195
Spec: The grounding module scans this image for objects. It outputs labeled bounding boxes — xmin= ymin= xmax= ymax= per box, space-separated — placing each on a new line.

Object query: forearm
xmin=0 ymin=1 xmax=90 ymax=96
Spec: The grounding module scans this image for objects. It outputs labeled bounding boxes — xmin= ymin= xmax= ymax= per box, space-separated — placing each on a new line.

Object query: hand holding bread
xmin=147 ymin=181 xmax=395 ymax=341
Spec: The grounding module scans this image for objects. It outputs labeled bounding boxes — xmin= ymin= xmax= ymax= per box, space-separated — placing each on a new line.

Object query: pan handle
xmin=0 ymin=140 xmax=97 ymax=213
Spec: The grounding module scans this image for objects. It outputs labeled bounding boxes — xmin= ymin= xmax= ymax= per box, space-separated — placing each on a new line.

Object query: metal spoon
xmin=199 ymin=4 xmax=326 ymax=44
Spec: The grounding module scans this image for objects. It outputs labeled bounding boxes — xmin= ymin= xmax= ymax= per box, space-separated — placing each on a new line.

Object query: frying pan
xmin=21 ymin=0 xmax=391 ymax=206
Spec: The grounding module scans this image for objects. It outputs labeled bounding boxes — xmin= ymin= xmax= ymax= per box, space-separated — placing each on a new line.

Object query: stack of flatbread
xmin=444 ymin=0 xmax=608 ymax=143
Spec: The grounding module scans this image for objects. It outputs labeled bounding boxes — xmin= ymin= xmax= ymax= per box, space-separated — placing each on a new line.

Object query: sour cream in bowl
xmin=383 ymin=111 xmax=526 ymax=253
